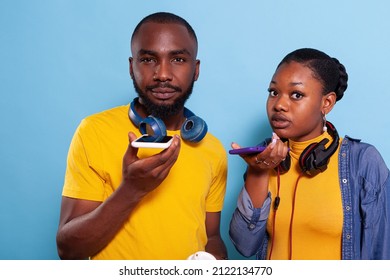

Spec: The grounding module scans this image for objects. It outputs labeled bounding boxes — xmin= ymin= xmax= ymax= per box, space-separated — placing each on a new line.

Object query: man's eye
xmin=140 ymin=57 xmax=154 ymax=63
xmin=172 ymin=57 xmax=185 ymax=63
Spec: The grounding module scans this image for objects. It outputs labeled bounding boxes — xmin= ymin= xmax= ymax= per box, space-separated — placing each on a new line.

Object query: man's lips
xmin=147 ymin=84 xmax=181 ymax=99
xmin=151 ymin=87 xmax=176 ymax=94
xmin=150 ymin=89 xmax=176 ymax=100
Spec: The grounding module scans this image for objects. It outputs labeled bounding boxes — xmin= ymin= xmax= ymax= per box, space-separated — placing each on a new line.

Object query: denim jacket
xmin=229 ymin=136 xmax=390 ymax=259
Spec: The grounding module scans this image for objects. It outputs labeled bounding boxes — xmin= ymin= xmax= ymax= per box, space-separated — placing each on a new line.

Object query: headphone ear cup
xmin=129 ymin=99 xmax=143 ymax=127
xmin=277 ymin=153 xmax=291 ymax=174
xmin=139 ymin=116 xmax=167 ymax=141
xmin=181 ymin=116 xmax=208 ymax=143
xmin=299 ymin=142 xmax=321 ymax=174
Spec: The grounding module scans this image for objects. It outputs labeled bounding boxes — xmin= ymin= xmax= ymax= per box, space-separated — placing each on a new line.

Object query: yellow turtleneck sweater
xmin=267 ymin=132 xmax=343 ymax=260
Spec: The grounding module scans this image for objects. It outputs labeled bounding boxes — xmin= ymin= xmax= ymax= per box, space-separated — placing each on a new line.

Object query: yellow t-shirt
xmin=62 ymin=104 xmax=227 ymax=259
xmin=267 ymin=132 xmax=343 ymax=260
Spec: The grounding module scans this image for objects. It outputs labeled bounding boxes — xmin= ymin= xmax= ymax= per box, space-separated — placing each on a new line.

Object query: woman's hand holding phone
xmin=230 ymin=133 xmax=288 ymax=169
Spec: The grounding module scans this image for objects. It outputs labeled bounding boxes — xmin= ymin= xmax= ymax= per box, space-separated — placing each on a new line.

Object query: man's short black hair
xmin=131 ymin=12 xmax=197 ymax=45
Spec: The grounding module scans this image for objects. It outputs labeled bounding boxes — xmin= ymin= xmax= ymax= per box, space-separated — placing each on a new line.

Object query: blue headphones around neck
xmin=128 ymin=98 xmax=208 ymax=143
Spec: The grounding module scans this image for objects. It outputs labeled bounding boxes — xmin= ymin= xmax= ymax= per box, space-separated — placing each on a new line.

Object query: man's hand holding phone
xmin=131 ymin=134 xmax=173 ymax=149
xmin=120 ymin=132 xmax=181 ymax=200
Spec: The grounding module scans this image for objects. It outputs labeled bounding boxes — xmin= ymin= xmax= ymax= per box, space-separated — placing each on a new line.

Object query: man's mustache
xmin=146 ymin=83 xmax=182 ymax=92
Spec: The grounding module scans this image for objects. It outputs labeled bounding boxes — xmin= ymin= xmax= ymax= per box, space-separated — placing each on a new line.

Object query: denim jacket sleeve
xmin=340 ymin=136 xmax=390 ymax=259
xmin=229 ymin=186 xmax=271 ymax=258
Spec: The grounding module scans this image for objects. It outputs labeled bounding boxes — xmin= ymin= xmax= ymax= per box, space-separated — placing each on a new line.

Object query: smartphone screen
xmin=131 ymin=135 xmax=173 ymax=149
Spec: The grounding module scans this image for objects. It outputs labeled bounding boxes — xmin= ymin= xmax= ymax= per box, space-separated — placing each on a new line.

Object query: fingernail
xmin=270 ymin=133 xmax=278 ymax=148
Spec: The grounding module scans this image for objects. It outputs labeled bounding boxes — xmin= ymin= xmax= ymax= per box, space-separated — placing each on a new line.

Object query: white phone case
xmin=131 ymin=135 xmax=173 ymax=149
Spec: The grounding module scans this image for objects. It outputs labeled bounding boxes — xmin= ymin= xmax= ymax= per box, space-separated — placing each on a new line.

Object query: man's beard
xmin=132 ymin=79 xmax=195 ymax=119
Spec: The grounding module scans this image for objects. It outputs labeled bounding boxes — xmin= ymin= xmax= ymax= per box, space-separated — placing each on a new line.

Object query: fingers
xmin=231 ymin=142 xmax=241 ymax=149
xmin=260 ymin=133 xmax=288 ymax=167
xmin=120 ymin=133 xmax=181 ymax=196
xmin=153 ymin=134 xmax=181 ymax=173
xmin=269 ymin=136 xmax=288 ymax=159
xmin=135 ymin=134 xmax=181 ymax=175
xmin=123 ymin=131 xmax=139 ymax=167
xmin=246 ymin=133 xmax=288 ymax=168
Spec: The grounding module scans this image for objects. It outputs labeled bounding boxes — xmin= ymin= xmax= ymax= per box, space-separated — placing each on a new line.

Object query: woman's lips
xmin=270 ymin=115 xmax=290 ymax=129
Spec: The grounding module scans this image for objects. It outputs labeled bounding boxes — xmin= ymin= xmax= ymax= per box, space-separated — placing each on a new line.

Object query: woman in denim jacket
xmin=229 ymin=48 xmax=390 ymax=260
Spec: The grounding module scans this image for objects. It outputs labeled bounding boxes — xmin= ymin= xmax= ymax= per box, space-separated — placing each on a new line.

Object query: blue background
xmin=1 ymin=0 xmax=389 ymax=260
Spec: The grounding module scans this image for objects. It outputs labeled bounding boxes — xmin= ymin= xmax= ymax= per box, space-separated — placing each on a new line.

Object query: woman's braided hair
xmin=278 ymin=48 xmax=348 ymax=101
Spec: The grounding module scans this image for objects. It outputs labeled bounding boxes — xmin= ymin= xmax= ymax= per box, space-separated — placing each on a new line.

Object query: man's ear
xmin=193 ymin=59 xmax=200 ymax=81
xmin=322 ymin=91 xmax=337 ymax=114
xmin=129 ymin=57 xmax=134 ymax=80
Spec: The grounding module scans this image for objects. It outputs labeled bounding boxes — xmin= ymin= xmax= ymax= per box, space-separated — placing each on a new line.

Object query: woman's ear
xmin=322 ymin=92 xmax=337 ymax=114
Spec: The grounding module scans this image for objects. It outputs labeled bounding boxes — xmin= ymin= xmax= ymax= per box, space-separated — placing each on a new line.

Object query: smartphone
xmin=229 ymin=146 xmax=266 ymax=155
xmin=131 ymin=135 xmax=173 ymax=149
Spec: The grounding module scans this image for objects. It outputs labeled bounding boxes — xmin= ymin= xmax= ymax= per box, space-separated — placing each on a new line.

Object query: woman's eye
xmin=268 ymin=89 xmax=277 ymax=97
xmin=291 ymin=92 xmax=303 ymax=99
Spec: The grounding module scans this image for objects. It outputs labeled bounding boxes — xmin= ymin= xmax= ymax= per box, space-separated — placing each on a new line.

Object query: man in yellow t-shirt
xmin=56 ymin=12 xmax=228 ymax=260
